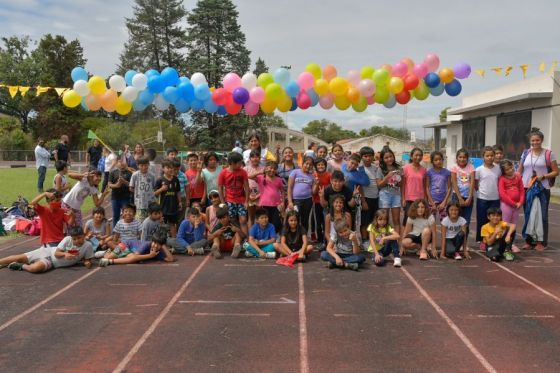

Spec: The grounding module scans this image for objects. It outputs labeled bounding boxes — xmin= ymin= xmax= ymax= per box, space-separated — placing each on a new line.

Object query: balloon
xmin=133 ymin=100 xmax=148 ymax=112
xmin=109 ymin=75 xmax=126 ymax=92
xmin=424 ymin=72 xmax=441 ymax=88
xmin=257 ymin=73 xmax=274 ymax=88
xmin=360 ymin=66 xmax=375 ymax=79
xmin=395 ymin=90 xmax=411 ymax=105
xmin=391 ymin=62 xmax=407 ymax=78
xmin=147 ymin=76 xmax=165 ymax=93
xmin=374 ymin=86 xmax=390 ymax=104
xmin=250 ymin=87 xmax=266 ymax=103
xmin=203 ymin=99 xmax=218 ymax=113
xmin=290 ymin=97 xmax=298 ymax=111
xmin=115 ymin=97 xmax=132 ymax=115
xmin=389 ymin=77 xmax=404 ymax=94
xmin=191 ymin=100 xmax=204 ymax=112
xmin=178 ymin=76 xmax=190 ymax=84
xmin=358 ymin=79 xmax=376 ymax=97
xmin=305 ymin=63 xmax=322 ymax=80
xmin=413 ymin=81 xmax=430 ymax=100
xmin=225 ymin=102 xmax=242 ymax=115
xmin=212 ymin=88 xmax=228 ymax=105
xmin=439 ymin=68 xmax=455 ymax=84
xmin=403 ymin=74 xmax=420 ymax=91
xmin=319 ymin=94 xmax=334 ymax=109
xmin=241 ymin=73 xmax=257 ymax=89
xmin=381 ymin=64 xmax=393 ymax=73
xmin=314 ymin=78 xmax=329 ymax=95
xmin=285 ymin=81 xmax=300 ymax=98
xmin=132 ymin=73 xmax=148 ymax=90
xmin=194 ymin=83 xmax=211 ymax=101
xmin=297 ymin=72 xmax=315 ymax=91
xmin=101 ymin=90 xmax=117 ymax=112
xmin=163 ymin=86 xmax=179 ymax=104
xmin=346 ymin=87 xmax=360 ymax=103
xmin=145 ymin=69 xmax=160 ymax=78
xmin=400 ymin=58 xmax=415 ymax=73
xmin=445 ymin=79 xmax=462 ymax=96
xmin=430 ymin=83 xmax=445 ymax=96
xmin=372 ymin=69 xmax=390 ymax=86
xmin=347 ymin=70 xmax=361 ymax=87
xmin=62 ymin=90 xmax=81 ymax=108
xmin=175 ymin=99 xmax=190 ymax=113
xmin=273 ymin=68 xmax=291 ymax=86
xmin=177 ymin=81 xmax=195 ymax=101
xmin=85 ymin=95 xmax=102 ymax=111
xmin=138 ymin=90 xmax=154 ymax=105
xmin=124 ymin=70 xmax=137 ymax=86
xmin=154 ymin=94 xmax=170 ymax=110
xmin=329 ymin=77 xmax=348 ymax=96
xmin=383 ymin=94 xmax=396 ymax=109
xmin=265 ymin=83 xmax=283 ymax=101
xmin=323 ymin=64 xmax=337 ymax=81
xmin=334 ymin=95 xmax=351 ymax=110
xmin=352 ymin=97 xmax=367 ymax=112
xmin=366 ymin=96 xmax=375 ymax=105
xmin=297 ymin=92 xmax=311 ymax=109
xmin=160 ymin=67 xmax=179 ymax=86
xmin=232 ymin=87 xmax=250 ymax=105
xmin=190 ymin=72 xmax=207 ymax=86
xmin=260 ymin=98 xmax=276 ymax=113
xmin=277 ymin=94 xmax=293 ymax=112
xmin=71 ymin=67 xmax=88 ymax=83
xmin=244 ymin=101 xmax=260 ymax=116
xmin=73 ymin=80 xmax=90 ymax=97
xmin=80 ymin=97 xmax=90 ymax=111
xmin=308 ymin=89 xmax=319 ymax=106
xmin=121 ymin=86 xmax=139 ymax=102
xmin=88 ymin=76 xmax=107 ymax=95
xmin=412 ymin=64 xmax=428 ymax=79
xmin=454 ymin=63 xmax=471 ymax=79
xmin=216 ymin=106 xmax=227 ymax=115
xmin=424 ymin=53 xmax=440 ymax=72
xmin=223 ymin=72 xmax=242 ymax=92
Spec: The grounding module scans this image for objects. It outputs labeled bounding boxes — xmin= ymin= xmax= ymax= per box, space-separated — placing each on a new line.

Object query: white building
xmin=337 ymin=134 xmax=412 ymax=157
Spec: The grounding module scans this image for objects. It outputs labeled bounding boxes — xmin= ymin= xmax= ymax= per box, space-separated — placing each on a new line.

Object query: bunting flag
xmin=86 ymin=129 xmax=113 ymax=152
xmin=520 ymin=64 xmax=529 ymax=78
xmin=475 ymin=69 xmax=486 ymax=77
xmin=18 ymin=86 xmax=30 ymax=96
xmin=539 ymin=63 xmax=546 ymax=72
xmin=8 ymin=86 xmax=18 ymax=98
xmin=491 ymin=67 xmax=503 ymax=75
xmin=54 ymin=88 xmax=67 ymax=96
xmin=0 ymin=84 xmax=71 ymax=98
xmin=36 ymin=86 xmax=50 ymax=96
xmin=504 ymin=66 xmax=513 ymax=76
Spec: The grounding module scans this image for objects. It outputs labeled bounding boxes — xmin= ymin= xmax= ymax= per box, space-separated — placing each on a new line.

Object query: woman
xmin=518 ymin=127 xmax=558 ymax=251
xmin=278 ymin=146 xmax=299 ymax=187
xmin=242 ymin=134 xmax=276 ymax=167
xmin=123 ymin=143 xmax=145 ymax=170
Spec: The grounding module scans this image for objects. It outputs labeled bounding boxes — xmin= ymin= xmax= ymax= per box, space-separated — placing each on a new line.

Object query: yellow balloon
xmin=314 ymin=78 xmax=329 ymax=95
xmin=265 ymin=83 xmax=283 ymax=102
xmin=257 ymin=73 xmax=274 ymax=88
xmin=260 ymin=98 xmax=276 ymax=113
xmin=277 ymin=94 xmax=292 ymax=112
xmin=360 ymin=66 xmax=375 ymax=79
xmin=334 ymin=95 xmax=351 ymax=110
xmin=115 ymin=97 xmax=132 ymax=115
xmin=88 ymin=75 xmax=107 ymax=95
xmin=389 ymin=77 xmax=404 ymax=94
xmin=439 ymin=68 xmax=454 ymax=84
xmin=305 ymin=63 xmax=322 ymax=80
xmin=62 ymin=90 xmax=81 ymax=108
xmin=329 ymin=77 xmax=349 ymax=96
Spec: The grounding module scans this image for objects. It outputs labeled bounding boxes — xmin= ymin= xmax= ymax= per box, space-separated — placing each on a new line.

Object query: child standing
xmin=493 ymin=145 xmax=504 ymax=166
xmin=377 ymin=147 xmax=403 ymax=239
xmin=244 ymin=208 xmax=279 ymax=259
xmin=62 ymin=170 xmax=108 ymax=228
xmin=280 ymin=210 xmax=314 ymax=260
xmin=245 ymin=150 xmax=265 ymax=227
xmin=199 ymin=152 xmax=222 ymax=207
xmin=30 ymin=189 xmax=73 ymax=248
xmin=327 ymin=144 xmax=345 ymax=172
xmin=108 ymin=159 xmax=133 ymax=227
xmin=312 ymin=158 xmax=331 ymax=245
xmin=155 ymin=159 xmax=182 ymax=237
xmin=401 ymin=199 xmax=437 ymax=260
xmin=425 ymin=151 xmax=452 ymax=224
xmin=186 ymin=153 xmax=205 ymax=206
xmin=209 ymin=207 xmax=243 ymax=258
xmin=475 ymin=146 xmax=501 ymax=249
xmin=498 ymin=160 xmax=524 ymax=252
xmin=450 ymin=148 xmax=475 ymax=247
xmin=129 ymin=156 xmax=156 ymax=221
xmin=140 ymin=202 xmax=163 ymax=242
xmin=288 ymin=156 xmax=315 ymax=232
xmin=401 ymin=148 xmax=427 ymax=226
xmin=441 ymin=201 xmax=469 ymax=260
xmin=53 ymin=160 xmax=70 ymax=195
xmin=218 ymin=152 xmax=250 ymax=237
xmin=368 ymin=209 xmax=401 ymax=267
xmin=256 ymin=161 xmax=284 ymax=234
xmin=112 ymin=204 xmax=141 ymax=241
xmin=359 ymin=146 xmax=382 ymax=247
xmin=320 ymin=219 xmax=365 ymax=270
xmin=174 ymin=159 xmax=188 ymax=224
xmin=481 ymin=207 xmax=516 ymax=261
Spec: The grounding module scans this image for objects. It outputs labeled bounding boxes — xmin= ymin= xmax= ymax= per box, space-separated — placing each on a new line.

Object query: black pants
xmin=294 ymin=198 xmax=313 ymax=232
xmin=402 ymin=200 xmax=414 ymax=226
xmin=311 ymin=203 xmax=326 ymax=243
xmin=486 ymin=231 xmax=515 ymax=260
xmin=263 ymin=206 xmax=282 ymax=235
xmin=445 ymin=231 xmax=465 ymax=257
xmin=102 ymin=171 xmax=110 ymax=192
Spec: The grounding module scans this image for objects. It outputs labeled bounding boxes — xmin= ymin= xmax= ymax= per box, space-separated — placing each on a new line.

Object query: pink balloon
xmin=297 ymin=72 xmax=315 ymax=91
xmin=223 ymin=73 xmax=242 ymax=92
xmin=424 ymin=53 xmax=440 ymax=72
xmin=391 ymin=62 xmax=407 ymax=78
xmin=366 ymin=96 xmax=375 ymax=105
xmin=347 ymin=70 xmax=361 ymax=87
xmin=249 ymin=87 xmax=265 ymax=103
xmin=412 ymin=63 xmax=428 ymax=79
xmin=358 ymin=79 xmax=376 ymax=97
xmin=319 ymin=94 xmax=334 ymax=109
xmin=297 ymin=93 xmax=311 ymax=109
xmin=244 ymin=101 xmax=259 ymax=116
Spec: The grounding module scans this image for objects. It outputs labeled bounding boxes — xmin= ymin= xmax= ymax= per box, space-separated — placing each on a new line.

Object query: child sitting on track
xmin=112 ymin=204 xmax=142 ymax=241
xmin=321 ymin=219 xmax=365 ymax=271
xmin=169 ymin=208 xmax=209 ymax=256
xmin=280 ymin=210 xmax=314 ymax=260
xmin=401 ymin=199 xmax=437 ymax=260
xmin=368 ymin=210 xmax=401 ymax=267
xmin=441 ymin=201 xmax=469 ymax=260
xmin=208 ymin=206 xmax=243 ymax=259
xmin=243 ymin=208 xmax=279 ymax=259
xmin=481 ymin=207 xmax=516 ymax=262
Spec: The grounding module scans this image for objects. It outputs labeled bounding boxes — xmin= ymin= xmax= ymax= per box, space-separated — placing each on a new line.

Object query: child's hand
xmin=349 ymin=232 xmax=356 ymax=241
xmin=374 ymin=254 xmax=382 ymax=264
xmin=160 ymin=183 xmax=168 ymax=192
xmin=187 ymin=247 xmax=194 ymax=256
xmin=494 ymin=227 xmax=503 ymax=236
xmin=197 ymin=160 xmax=204 ymax=171
xmin=505 ymin=235 xmax=511 ymax=244
xmin=516 ymin=202 xmax=522 ymax=209
xmin=437 ymin=202 xmax=446 ymax=211
xmin=64 ymin=252 xmax=78 ymax=260
xmin=352 ymin=186 xmax=360 ymax=196
xmin=335 ymin=257 xmax=343 ymax=267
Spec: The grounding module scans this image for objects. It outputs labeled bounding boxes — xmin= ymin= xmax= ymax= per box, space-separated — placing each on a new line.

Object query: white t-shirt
xmin=441 ymin=216 xmax=467 ymax=239
xmin=362 ymin=164 xmax=383 ymax=199
xmin=475 ymin=165 xmax=501 ymax=200
xmin=104 ymin=153 xmax=117 ymax=173
xmin=51 ymin=236 xmax=94 ymax=268
xmin=407 ymin=215 xmax=435 ymax=236
xmin=62 ymin=178 xmax=99 ymax=210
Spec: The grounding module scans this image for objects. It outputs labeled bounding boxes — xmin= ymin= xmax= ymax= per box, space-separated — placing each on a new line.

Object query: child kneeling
xmin=481 ymin=207 xmax=516 ymax=262
xmin=243 ymin=208 xmax=280 ymax=259
xmin=368 ymin=210 xmax=401 ymax=267
xmin=208 ymin=206 xmax=243 ymax=259
xmin=321 ymin=219 xmax=365 ymax=271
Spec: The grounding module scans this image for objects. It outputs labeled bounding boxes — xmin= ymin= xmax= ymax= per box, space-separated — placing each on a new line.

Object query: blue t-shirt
xmin=249 ymin=223 xmax=277 ymax=241
xmin=122 ymin=240 xmax=165 ymax=260
xmin=176 ymin=220 xmax=206 ymax=247
xmin=341 ymin=163 xmax=370 ymax=191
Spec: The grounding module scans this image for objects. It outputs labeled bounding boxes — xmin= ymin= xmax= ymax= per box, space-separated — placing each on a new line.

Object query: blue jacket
xmin=177 ymin=220 xmax=206 ymax=247
xmin=342 ymin=163 xmax=370 ymax=191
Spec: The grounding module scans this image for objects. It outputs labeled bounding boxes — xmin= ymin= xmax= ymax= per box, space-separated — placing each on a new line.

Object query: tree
xmin=302 ymin=119 xmax=357 ymax=144
xmin=440 ymin=107 xmax=451 ymax=122
xmin=357 ymin=125 xmax=409 ymax=141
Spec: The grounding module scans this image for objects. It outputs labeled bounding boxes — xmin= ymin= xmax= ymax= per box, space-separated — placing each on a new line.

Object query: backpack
xmin=520 ymin=149 xmax=555 ymax=187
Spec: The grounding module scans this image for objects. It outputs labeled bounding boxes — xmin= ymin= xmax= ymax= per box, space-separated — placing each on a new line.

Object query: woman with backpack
xmin=518 ymin=127 xmax=559 ymax=251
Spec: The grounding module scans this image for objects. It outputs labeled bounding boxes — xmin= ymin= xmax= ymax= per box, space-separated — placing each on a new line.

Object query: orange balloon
xmin=381 ymin=64 xmax=393 ymax=73
xmin=346 ymin=87 xmax=360 ymax=103
xmin=323 ymin=64 xmax=338 ymax=81
xmin=401 ymin=57 xmax=415 ymax=73
xmin=101 ymin=90 xmax=117 ymax=112
xmin=439 ymin=68 xmax=455 ymax=84
xmin=85 ymin=95 xmax=102 ymax=111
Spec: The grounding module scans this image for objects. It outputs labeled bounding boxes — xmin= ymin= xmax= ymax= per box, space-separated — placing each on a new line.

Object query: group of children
xmin=0 ymin=142 xmax=529 ymax=274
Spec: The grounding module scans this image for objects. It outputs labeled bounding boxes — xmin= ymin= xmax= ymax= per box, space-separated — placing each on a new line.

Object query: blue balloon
xmin=177 ymin=81 xmax=195 ymax=101
xmin=133 ymin=100 xmax=148 ymax=112
xmin=163 ymin=86 xmax=179 ymax=104
xmin=80 ymin=97 xmax=89 ymax=111
xmin=429 ymin=83 xmax=445 ymax=96
xmin=307 ymin=89 xmax=319 ymax=106
xmin=444 ymin=79 xmax=462 ymax=96
xmin=203 ymin=99 xmax=218 ymax=113
xmin=191 ymin=100 xmax=204 ymax=112
xmin=290 ymin=97 xmax=298 ymax=111
xmin=124 ymin=70 xmax=137 ymax=86
xmin=138 ymin=90 xmax=155 ymax=105
xmin=273 ymin=68 xmax=290 ymax=86
xmin=178 ymin=76 xmax=191 ymax=85
xmin=175 ymin=99 xmax=191 ymax=113
xmin=147 ymin=76 xmax=165 ymax=93
xmin=217 ymin=105 xmax=227 ymax=115
xmin=71 ymin=67 xmax=88 ymax=83
xmin=161 ymin=67 xmax=179 ymax=87
xmin=286 ymin=81 xmax=300 ymax=98
xmin=424 ymin=72 xmax=441 ymax=88
xmin=145 ymin=69 xmax=160 ymax=78
xmin=194 ymin=83 xmax=211 ymax=101
xmin=383 ymin=94 xmax=396 ymax=109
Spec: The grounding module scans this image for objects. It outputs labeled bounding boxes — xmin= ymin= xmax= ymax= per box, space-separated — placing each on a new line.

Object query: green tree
xmin=440 ymin=107 xmax=451 ymax=122
xmin=358 ymin=125 xmax=409 ymax=140
xmin=302 ymin=119 xmax=357 ymax=144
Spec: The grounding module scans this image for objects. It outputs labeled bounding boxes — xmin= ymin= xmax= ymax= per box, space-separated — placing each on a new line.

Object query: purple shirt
xmin=521 ymin=149 xmax=557 ymax=189
xmin=427 ymin=167 xmax=451 ymax=202
xmin=290 ymin=169 xmax=314 ymax=200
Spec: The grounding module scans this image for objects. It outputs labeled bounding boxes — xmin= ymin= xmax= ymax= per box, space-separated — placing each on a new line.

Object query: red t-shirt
xmin=185 ymin=169 xmax=205 ymax=200
xmin=35 ymin=203 xmax=71 ymax=244
xmin=313 ymin=171 xmax=332 ymax=203
xmin=498 ymin=174 xmax=525 ymax=207
xmin=218 ymin=168 xmax=248 ymax=204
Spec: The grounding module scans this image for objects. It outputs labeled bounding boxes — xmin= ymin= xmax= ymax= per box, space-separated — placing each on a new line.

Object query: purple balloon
xmin=454 ymin=63 xmax=471 ymax=79
xmin=232 ymin=87 xmax=250 ymax=105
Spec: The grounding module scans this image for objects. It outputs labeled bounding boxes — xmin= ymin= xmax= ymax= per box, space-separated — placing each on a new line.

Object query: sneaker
xmin=393 ymin=257 xmax=402 ymax=267
xmin=454 ymin=252 xmax=463 ymax=261
xmin=193 ymin=247 xmax=205 ymax=255
xmin=479 ymin=242 xmax=487 ymax=252
xmin=8 ymin=262 xmax=23 ymax=271
xmin=265 ymin=252 xmax=276 ymax=259
xmin=170 ymin=247 xmax=177 ymax=255
xmin=211 ymin=245 xmax=222 ymax=259
xmin=327 ymin=262 xmax=335 ymax=269
xmin=231 ymin=244 xmax=242 ymax=258
xmin=522 ymin=242 xmax=534 ymax=250
xmin=345 ymin=262 xmax=359 ymax=271
xmin=535 ymin=243 xmax=546 ymax=252
xmin=94 ymin=250 xmax=106 ymax=259
xmin=244 ymin=250 xmax=254 ymax=258
xmin=99 ymin=258 xmax=111 ymax=267
xmin=504 ymin=251 xmax=515 ymax=261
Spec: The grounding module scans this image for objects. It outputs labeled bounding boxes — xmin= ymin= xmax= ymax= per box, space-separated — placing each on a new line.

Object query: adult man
xmin=34 ymin=138 xmax=51 ymax=193
xmin=53 ymin=135 xmax=70 ymax=164
xmin=85 ymin=139 xmax=103 ymax=171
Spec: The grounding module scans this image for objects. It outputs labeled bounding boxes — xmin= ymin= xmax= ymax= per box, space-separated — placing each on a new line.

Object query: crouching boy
xmin=321 ymin=219 xmax=365 ymax=271
xmin=208 ymin=206 xmax=243 ymax=259
xmin=167 ymin=208 xmax=208 ymax=255
xmin=481 ymin=207 xmax=516 ymax=262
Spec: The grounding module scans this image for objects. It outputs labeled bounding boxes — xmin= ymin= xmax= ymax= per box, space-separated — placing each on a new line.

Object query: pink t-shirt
xmin=403 ymin=163 xmax=427 ymax=201
xmin=256 ymin=174 xmax=284 ymax=207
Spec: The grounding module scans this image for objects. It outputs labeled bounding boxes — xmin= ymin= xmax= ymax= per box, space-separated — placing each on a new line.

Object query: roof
xmin=448 ymin=92 xmax=553 ymax=115
xmin=339 ymin=134 xmax=410 ymax=147
xmin=423 ymin=121 xmax=457 ymax=129
xmin=336 ymin=138 xmax=356 ymax=145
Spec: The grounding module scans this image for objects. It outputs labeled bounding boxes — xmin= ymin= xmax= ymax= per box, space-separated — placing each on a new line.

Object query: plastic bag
xmin=276 ymin=252 xmax=299 ymax=268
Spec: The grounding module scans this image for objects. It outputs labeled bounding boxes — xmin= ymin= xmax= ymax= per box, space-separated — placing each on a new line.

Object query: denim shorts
xmin=378 ymin=189 xmax=401 ymax=209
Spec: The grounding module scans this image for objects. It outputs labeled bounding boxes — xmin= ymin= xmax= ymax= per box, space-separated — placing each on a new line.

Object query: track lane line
xmin=298 ymin=263 xmax=309 ymax=373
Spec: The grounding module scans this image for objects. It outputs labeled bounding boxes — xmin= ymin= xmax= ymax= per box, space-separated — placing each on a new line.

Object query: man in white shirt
xmin=34 ymin=138 xmax=51 ymax=193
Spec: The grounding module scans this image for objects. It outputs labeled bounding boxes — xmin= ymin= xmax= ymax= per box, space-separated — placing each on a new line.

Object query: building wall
xmin=485 ymin=116 xmax=497 ymax=146
xmin=446 ymin=124 xmax=462 ymax=164
xmin=341 ymin=136 xmax=410 ymax=157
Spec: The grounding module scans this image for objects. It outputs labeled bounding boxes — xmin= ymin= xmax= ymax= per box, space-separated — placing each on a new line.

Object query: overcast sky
xmin=0 ymin=0 xmax=558 ymax=137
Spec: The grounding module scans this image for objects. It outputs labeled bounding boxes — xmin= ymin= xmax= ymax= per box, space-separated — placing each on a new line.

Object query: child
xmin=30 ymin=189 xmax=73 ymax=248
xmin=441 ymin=201 xmax=469 ymax=260
xmin=174 ymin=159 xmax=188 ymax=224
xmin=199 ymin=152 xmax=222 ymax=207
xmin=84 ymin=206 xmax=111 ymax=251
xmin=0 ymin=226 xmax=93 ymax=273
xmin=327 ymin=144 xmax=345 ymax=172
xmin=493 ymin=144 xmax=504 ymax=166
xmin=112 ymin=204 xmax=142 ymax=241
xmin=62 ymin=170 xmax=109 ymax=228
xmin=53 ymin=160 xmax=70 ymax=195
xmin=401 ymin=199 xmax=437 ymax=260
xmin=102 ymin=148 xmax=117 ymax=193
xmin=218 ymin=152 xmax=249 ymax=237
xmin=450 ymin=148 xmax=475 ymax=248
xmin=155 ymin=159 xmax=182 ymax=237
xmin=317 ymin=145 xmax=328 ymax=160
xmin=186 ymin=153 xmax=205 ymax=206
xmin=288 ymin=156 xmax=315 ymax=231
xmin=244 ymin=208 xmax=279 ymax=259
xmin=191 ymin=201 xmax=207 ymax=225
xmin=481 ymin=207 xmax=516 ymax=261
xmin=208 ymin=206 xmax=243 ymax=258
xmin=377 ymin=147 xmax=403 ymax=239
xmin=277 ymin=146 xmax=299 ymax=192
xmin=320 ymin=219 xmax=365 ymax=270
xmin=280 ymin=210 xmax=314 ymax=260
xmin=498 ymin=160 xmax=524 ymax=252
xmin=312 ymin=158 xmax=331 ymax=245
xmin=475 ymin=146 xmax=501 ymax=250
xmin=425 ymin=151 xmax=452 ymax=222
xmin=324 ymin=195 xmax=352 ymax=244
xmin=255 ymin=161 xmax=284 ymax=234
xmin=341 ymin=153 xmax=370 ymax=192
xmin=205 ymin=191 xmax=222 ymax=233
xmin=146 ymin=148 xmax=160 ymax=178
xmin=141 ymin=202 xmax=163 ymax=242
xmin=170 ymin=208 xmax=209 ymax=256
xmin=245 ymin=150 xmax=265 ymax=227
xmin=108 ymin=158 xmax=133 ymax=227
xmin=402 ymin=147 xmax=427 ymax=226
xmin=99 ymin=227 xmax=174 ymax=266
xmin=321 ymin=170 xmax=357 ymax=212
xmin=368 ymin=209 xmax=401 ymax=267
xmin=129 ymin=156 xmax=156 ymax=221
xmin=359 ymin=146 xmax=382 ymax=246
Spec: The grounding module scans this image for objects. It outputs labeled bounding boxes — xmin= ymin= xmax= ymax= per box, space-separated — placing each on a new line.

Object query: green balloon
xmin=414 ymin=81 xmax=430 ymax=100
xmin=372 ymin=69 xmax=390 ymax=86
xmin=257 ymin=73 xmax=274 ymax=88
xmin=352 ymin=97 xmax=368 ymax=112
xmin=374 ymin=86 xmax=389 ymax=104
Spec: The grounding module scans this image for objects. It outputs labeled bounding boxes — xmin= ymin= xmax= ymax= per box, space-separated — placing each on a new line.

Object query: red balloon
xmin=212 ymin=88 xmax=227 ymax=105
xmin=225 ymin=102 xmax=242 ymax=115
xmin=297 ymin=93 xmax=311 ymax=109
xmin=403 ymin=74 xmax=419 ymax=91
xmin=395 ymin=90 xmax=411 ymax=105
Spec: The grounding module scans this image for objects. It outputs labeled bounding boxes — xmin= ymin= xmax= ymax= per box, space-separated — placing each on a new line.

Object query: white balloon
xmin=109 ymin=75 xmax=126 ymax=92
xmin=73 ymin=80 xmax=90 ymax=97
xmin=241 ymin=73 xmax=257 ymax=89
xmin=131 ymin=73 xmax=148 ymax=90
xmin=154 ymin=94 xmax=170 ymax=110
xmin=190 ymin=72 xmax=207 ymax=86
xmin=121 ymin=86 xmax=139 ymax=102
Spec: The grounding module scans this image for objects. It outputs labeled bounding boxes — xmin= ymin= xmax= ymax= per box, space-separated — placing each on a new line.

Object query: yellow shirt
xmin=367 ymin=224 xmax=394 ymax=252
xmin=481 ymin=221 xmax=509 ymax=241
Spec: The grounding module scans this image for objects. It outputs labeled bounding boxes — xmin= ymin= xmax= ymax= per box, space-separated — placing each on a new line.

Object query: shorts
xmin=405 ymin=234 xmax=431 ymax=245
xmin=112 ymin=246 xmax=132 ymax=258
xmin=220 ymin=238 xmax=234 ymax=252
xmin=378 ymin=189 xmax=401 ymax=209
xmin=24 ymin=247 xmax=54 ymax=271
xmin=163 ymin=214 xmax=178 ymax=225
xmin=227 ymin=202 xmax=247 ymax=218
xmin=360 ymin=197 xmax=379 ymax=227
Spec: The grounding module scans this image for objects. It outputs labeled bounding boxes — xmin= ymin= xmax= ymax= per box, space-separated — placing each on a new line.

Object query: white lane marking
xmin=56 ymin=312 xmax=132 ymax=316
xmin=333 ymin=313 xmax=359 ymax=317
xmin=523 ymin=265 xmax=560 ymax=268
xmin=43 ymin=308 xmax=68 ymax=311
xmin=195 ymin=313 xmax=270 ymax=317
xmin=136 ymin=304 xmax=158 ymax=307
xmin=113 ymin=256 xmax=210 ymax=373
xmin=476 ymin=314 xmax=554 ymax=319
xmin=0 ymin=268 xmax=101 ymax=333
xmin=224 ymin=264 xmax=277 ymax=267
xmin=298 ymin=263 xmax=309 ymax=373
xmin=179 ymin=297 xmax=296 ymax=305
xmin=109 ymin=283 xmax=147 ymax=286
xmin=401 ymin=267 xmax=497 ymax=373
xmin=386 ymin=314 xmax=413 ymax=318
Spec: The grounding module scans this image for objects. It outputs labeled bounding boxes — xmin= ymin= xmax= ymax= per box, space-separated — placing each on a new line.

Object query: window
xmin=451 ymin=135 xmax=458 ymax=154
xmin=462 ymin=119 xmax=485 ymax=158
xmin=497 ymin=111 xmax=531 ymax=160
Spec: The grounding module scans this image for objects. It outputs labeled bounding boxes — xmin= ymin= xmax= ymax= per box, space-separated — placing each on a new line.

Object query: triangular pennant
xmin=54 ymin=88 xmax=67 ymax=96
xmin=87 ymin=130 xmax=98 ymax=140
xmin=549 ymin=61 xmax=558 ymax=75
xmin=491 ymin=67 xmax=503 ymax=75
xmin=539 ymin=63 xmax=546 ymax=72
xmin=519 ymin=64 xmax=529 ymax=79
xmin=35 ymin=86 xmax=50 ymax=96
xmin=475 ymin=69 xmax=486 ymax=77
xmin=505 ymin=66 xmax=513 ymax=76
xmin=19 ymin=86 xmax=30 ymax=96
xmin=8 ymin=86 xmax=19 ymax=98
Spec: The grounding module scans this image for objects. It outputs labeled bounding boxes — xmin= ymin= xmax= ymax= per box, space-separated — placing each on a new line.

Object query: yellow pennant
xmin=19 ymin=86 xmax=30 ymax=96
xmin=8 ymin=86 xmax=19 ymax=98
xmin=539 ymin=63 xmax=546 ymax=72
xmin=491 ymin=67 xmax=503 ymax=75
xmin=504 ymin=66 xmax=513 ymax=76
xmin=549 ymin=61 xmax=558 ymax=75
xmin=519 ymin=64 xmax=529 ymax=78
xmin=54 ymin=88 xmax=67 ymax=96
xmin=475 ymin=69 xmax=486 ymax=77
xmin=36 ymin=86 xmax=50 ymax=96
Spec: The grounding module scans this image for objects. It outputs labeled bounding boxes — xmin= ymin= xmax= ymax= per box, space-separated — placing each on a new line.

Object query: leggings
xmin=294 ymin=198 xmax=313 ymax=232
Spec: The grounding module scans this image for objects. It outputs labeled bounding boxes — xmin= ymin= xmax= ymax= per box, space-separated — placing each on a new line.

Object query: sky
xmin=0 ymin=0 xmax=559 ymax=138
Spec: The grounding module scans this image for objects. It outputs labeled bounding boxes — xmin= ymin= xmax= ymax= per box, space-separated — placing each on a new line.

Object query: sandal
xmin=419 ymin=251 xmax=428 ymax=260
